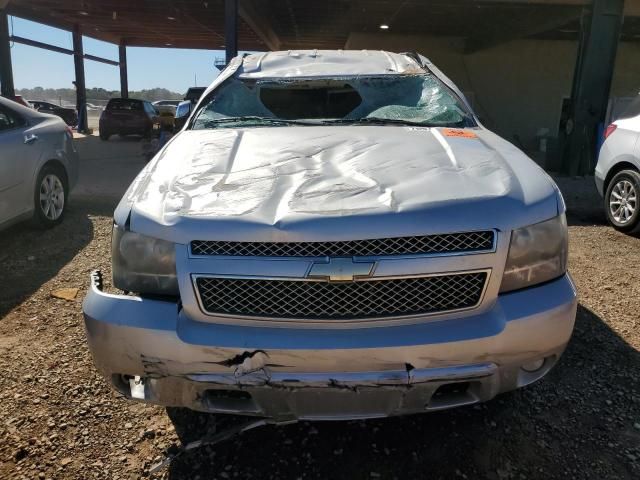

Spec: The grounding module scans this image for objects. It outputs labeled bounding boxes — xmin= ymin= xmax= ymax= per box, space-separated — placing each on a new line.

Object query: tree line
xmin=16 ymin=86 xmax=183 ymax=105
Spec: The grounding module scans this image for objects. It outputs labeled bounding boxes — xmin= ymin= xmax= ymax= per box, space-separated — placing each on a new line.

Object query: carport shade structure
xmin=0 ymin=0 xmax=638 ymax=171
xmin=0 ymin=0 xmax=254 ymax=130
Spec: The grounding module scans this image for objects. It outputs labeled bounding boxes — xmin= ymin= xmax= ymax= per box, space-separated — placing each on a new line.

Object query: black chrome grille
xmin=191 ymin=231 xmax=494 ymax=257
xmin=195 ymin=272 xmax=488 ymax=320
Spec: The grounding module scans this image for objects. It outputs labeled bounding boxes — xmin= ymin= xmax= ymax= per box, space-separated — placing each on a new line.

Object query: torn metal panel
xmin=237 ymin=50 xmax=425 ymax=79
xmin=186 ymin=362 xmax=496 ymax=389
xmin=123 ymin=126 xmax=557 ymax=244
xmin=188 ymin=367 xmax=413 ymax=388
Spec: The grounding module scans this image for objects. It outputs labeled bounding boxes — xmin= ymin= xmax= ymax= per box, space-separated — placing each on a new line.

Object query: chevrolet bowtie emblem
xmin=307 ymin=257 xmax=375 ymax=282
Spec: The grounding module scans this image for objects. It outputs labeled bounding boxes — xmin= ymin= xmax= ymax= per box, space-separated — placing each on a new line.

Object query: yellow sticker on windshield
xmin=442 ymin=128 xmax=477 ymax=139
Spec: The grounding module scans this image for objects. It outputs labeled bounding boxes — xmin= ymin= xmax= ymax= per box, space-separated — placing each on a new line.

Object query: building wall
xmin=346 ymin=33 xmax=640 ymax=152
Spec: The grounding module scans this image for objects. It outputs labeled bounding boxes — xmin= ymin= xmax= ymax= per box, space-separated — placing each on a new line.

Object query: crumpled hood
xmin=117 ymin=126 xmax=561 ymax=244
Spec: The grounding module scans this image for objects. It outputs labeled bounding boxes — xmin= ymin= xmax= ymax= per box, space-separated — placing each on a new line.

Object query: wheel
xmin=33 ymin=164 xmax=68 ymax=228
xmin=604 ymin=169 xmax=640 ymax=233
xmin=99 ymin=130 xmax=110 ymax=141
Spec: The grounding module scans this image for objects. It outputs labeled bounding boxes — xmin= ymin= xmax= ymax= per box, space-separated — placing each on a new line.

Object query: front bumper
xmin=83 ymin=273 xmax=577 ymax=421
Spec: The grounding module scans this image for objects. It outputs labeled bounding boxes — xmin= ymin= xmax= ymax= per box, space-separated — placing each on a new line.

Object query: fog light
xmin=522 ymin=359 xmax=545 ymax=373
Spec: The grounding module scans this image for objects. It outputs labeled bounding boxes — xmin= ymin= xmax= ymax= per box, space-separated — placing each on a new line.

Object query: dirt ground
xmin=0 ymin=138 xmax=639 ymax=479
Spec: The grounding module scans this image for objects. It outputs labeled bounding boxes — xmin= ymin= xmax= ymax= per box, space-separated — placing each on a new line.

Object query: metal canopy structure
xmin=3 ymin=0 xmax=640 ymax=51
xmin=5 ymin=0 xmax=264 ymax=49
xmin=1 ymin=0 xmax=639 ymax=170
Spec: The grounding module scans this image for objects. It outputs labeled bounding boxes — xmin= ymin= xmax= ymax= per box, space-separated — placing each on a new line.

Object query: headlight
xmin=111 ymin=225 xmax=179 ymax=296
xmin=500 ymin=214 xmax=568 ymax=293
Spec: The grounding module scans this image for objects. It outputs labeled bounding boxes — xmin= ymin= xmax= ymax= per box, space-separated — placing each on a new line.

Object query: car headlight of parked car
xmin=500 ymin=214 xmax=568 ymax=293
xmin=111 ymin=225 xmax=179 ymax=296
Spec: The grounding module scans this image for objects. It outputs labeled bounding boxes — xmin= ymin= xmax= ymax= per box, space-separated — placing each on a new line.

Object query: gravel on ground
xmin=1 ymin=173 xmax=639 ymax=479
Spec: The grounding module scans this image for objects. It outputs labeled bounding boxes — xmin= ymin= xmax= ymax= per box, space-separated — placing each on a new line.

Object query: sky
xmin=8 ymin=16 xmax=225 ymax=94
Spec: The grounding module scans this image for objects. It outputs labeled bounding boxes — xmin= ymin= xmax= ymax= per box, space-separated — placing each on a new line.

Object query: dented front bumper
xmin=83 ymin=272 xmax=577 ymax=421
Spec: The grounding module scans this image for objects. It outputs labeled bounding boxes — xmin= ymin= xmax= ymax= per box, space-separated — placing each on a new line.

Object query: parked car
xmin=85 ymin=103 xmax=104 ymax=111
xmin=83 ymin=50 xmax=577 ymax=421
xmin=0 ymin=96 xmax=78 ymax=230
xmin=173 ymin=100 xmax=192 ymax=131
xmin=595 ymin=98 xmax=640 ymax=233
xmin=29 ymin=100 xmax=78 ymax=126
xmin=184 ymin=87 xmax=206 ymax=104
xmin=153 ymin=100 xmax=180 ymax=130
xmin=98 ymin=98 xmax=160 ymax=141
xmin=153 ymin=100 xmax=180 ymax=114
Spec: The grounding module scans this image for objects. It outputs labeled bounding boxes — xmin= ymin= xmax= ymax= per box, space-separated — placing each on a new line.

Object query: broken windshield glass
xmin=191 ymin=74 xmax=475 ymax=129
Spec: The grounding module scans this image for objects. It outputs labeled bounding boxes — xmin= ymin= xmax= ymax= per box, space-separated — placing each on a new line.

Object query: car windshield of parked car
xmin=106 ymin=99 xmax=143 ymax=111
xmin=191 ymin=74 xmax=475 ymax=129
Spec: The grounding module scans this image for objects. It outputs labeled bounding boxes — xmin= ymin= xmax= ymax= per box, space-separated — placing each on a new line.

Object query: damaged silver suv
xmin=83 ymin=51 xmax=577 ymax=421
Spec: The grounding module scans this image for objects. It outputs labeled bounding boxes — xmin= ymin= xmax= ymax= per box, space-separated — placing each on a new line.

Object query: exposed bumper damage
xmin=83 ymin=271 xmax=577 ymax=421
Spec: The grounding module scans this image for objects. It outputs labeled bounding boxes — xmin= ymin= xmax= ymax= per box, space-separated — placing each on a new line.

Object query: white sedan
xmin=595 ymin=99 xmax=640 ymax=233
xmin=0 ymin=96 xmax=79 ymax=230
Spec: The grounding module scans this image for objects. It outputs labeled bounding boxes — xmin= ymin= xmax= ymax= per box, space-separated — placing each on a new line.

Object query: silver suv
xmin=83 ymin=51 xmax=577 ymax=421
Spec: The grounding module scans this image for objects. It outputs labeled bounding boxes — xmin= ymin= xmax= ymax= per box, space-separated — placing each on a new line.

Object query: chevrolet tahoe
xmin=83 ymin=50 xmax=577 ymax=421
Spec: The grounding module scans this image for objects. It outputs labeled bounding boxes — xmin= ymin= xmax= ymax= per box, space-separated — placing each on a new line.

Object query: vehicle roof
xmin=29 ymin=100 xmax=56 ymax=105
xmin=107 ymin=98 xmax=144 ymax=103
xmin=236 ymin=50 xmax=426 ymax=79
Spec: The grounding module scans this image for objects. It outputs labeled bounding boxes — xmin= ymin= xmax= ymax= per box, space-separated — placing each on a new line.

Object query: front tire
xmin=33 ymin=164 xmax=68 ymax=228
xmin=100 ymin=130 xmax=110 ymax=141
xmin=605 ymin=169 xmax=640 ymax=233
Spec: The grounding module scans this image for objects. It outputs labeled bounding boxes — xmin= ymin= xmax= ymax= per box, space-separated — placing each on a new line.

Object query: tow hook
xmin=128 ymin=376 xmax=146 ymax=400
xmin=90 ymin=270 xmax=104 ymax=291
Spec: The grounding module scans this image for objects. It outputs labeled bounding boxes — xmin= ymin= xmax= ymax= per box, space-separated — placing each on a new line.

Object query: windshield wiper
xmin=321 ymin=117 xmax=440 ymax=127
xmin=201 ymin=116 xmax=316 ymax=127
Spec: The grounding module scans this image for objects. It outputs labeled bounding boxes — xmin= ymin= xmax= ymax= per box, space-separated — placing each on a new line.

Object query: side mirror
xmin=174 ymin=104 xmax=192 ymax=131
xmin=175 ymin=104 xmax=192 ymax=119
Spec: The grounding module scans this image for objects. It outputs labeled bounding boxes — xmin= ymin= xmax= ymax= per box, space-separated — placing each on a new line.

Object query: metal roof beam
xmin=10 ymin=34 xmax=73 ymax=55
xmin=9 ymin=35 xmax=119 ymax=65
xmin=563 ymin=0 xmax=625 ymax=174
xmin=225 ymin=0 xmax=238 ymax=62
xmin=0 ymin=9 xmax=15 ymax=98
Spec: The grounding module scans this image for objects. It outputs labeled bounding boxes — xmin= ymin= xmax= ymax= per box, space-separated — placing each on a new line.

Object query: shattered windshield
xmin=191 ymin=74 xmax=475 ymax=129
